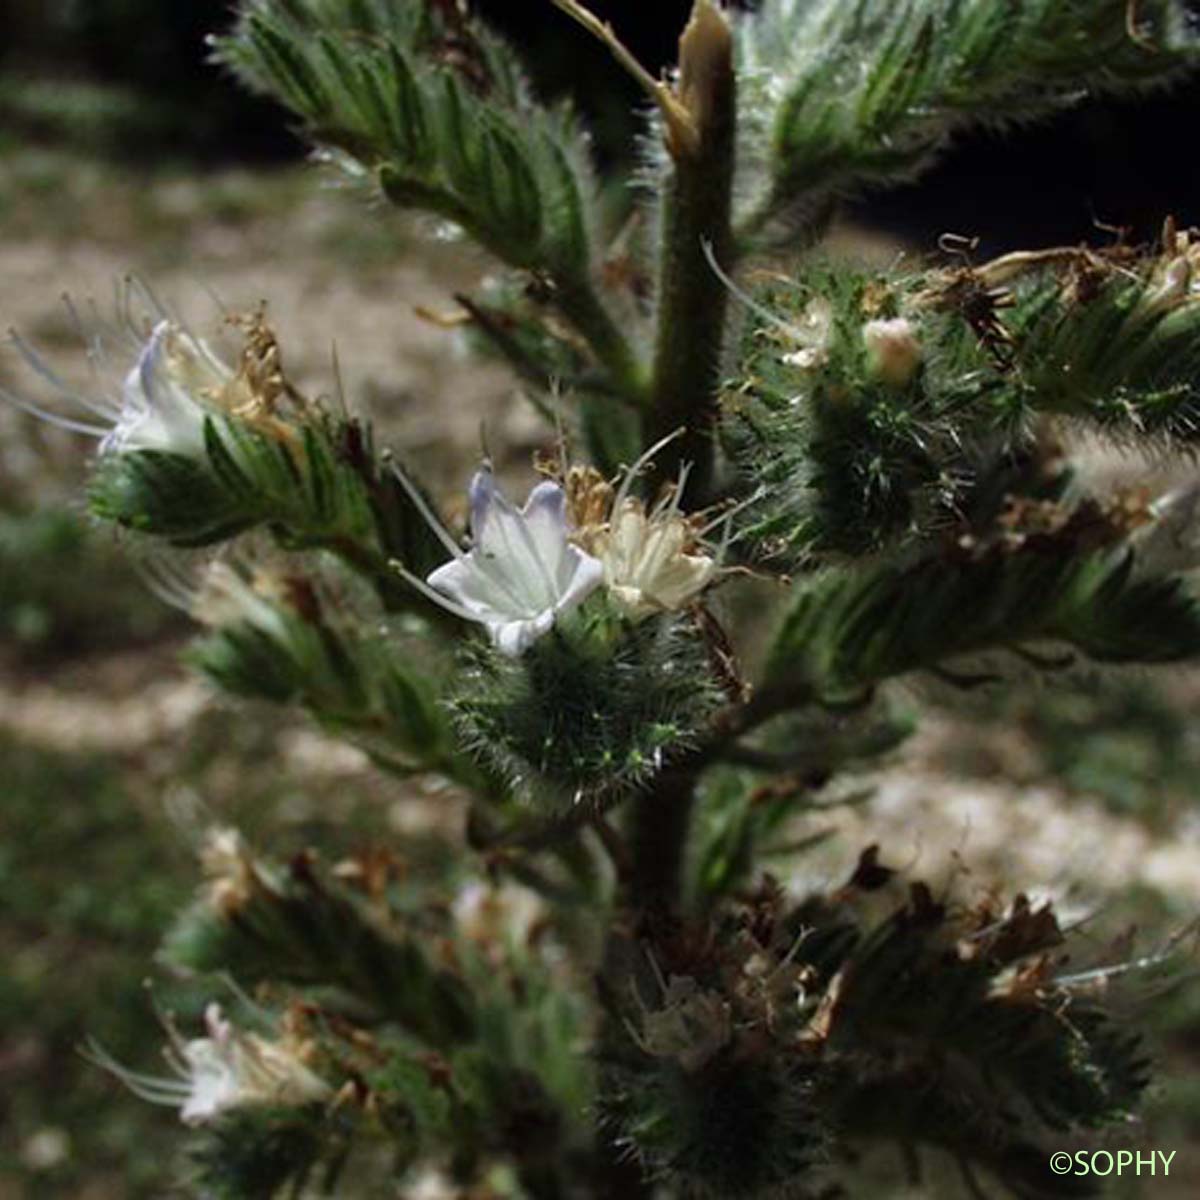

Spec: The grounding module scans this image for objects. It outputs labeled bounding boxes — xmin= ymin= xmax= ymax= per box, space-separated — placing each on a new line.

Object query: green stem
xmin=644 ymin=10 xmax=737 ymax=499
xmin=628 ymin=764 xmax=701 ymax=916
xmin=625 ymin=3 xmax=738 ymax=918
xmin=624 ymin=675 xmax=814 ymax=914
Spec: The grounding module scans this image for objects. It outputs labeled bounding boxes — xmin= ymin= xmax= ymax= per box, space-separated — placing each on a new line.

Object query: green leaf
xmin=738 ymin=0 xmax=1200 ymax=242
xmin=163 ymin=852 xmax=476 ymax=1047
xmin=451 ymin=604 xmax=724 ymax=812
xmin=187 ymin=571 xmax=458 ymax=773
xmin=765 ymin=545 xmax=1200 ymax=702
xmin=216 ymin=0 xmax=597 ymax=280
xmin=87 ymin=450 xmax=253 ymax=547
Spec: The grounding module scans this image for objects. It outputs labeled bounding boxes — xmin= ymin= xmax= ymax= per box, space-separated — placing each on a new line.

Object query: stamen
xmin=133 ymin=553 xmax=203 ymax=613
xmin=81 ymin=1040 xmax=192 ymax=1105
xmin=388 ymin=558 xmax=486 ymax=624
xmin=701 ymin=238 xmax=812 ymax=343
xmin=216 ymin=971 xmax=275 ymax=1027
xmin=388 ymin=463 xmax=470 ymax=563
xmin=652 ymin=462 xmax=692 ymax=522
xmin=126 ymin=274 xmax=172 ymax=325
xmin=61 ymin=293 xmax=106 ymax=387
xmin=612 ymin=427 xmax=687 ymax=516
xmin=696 ymin=484 xmax=767 ymax=540
xmin=0 ymin=384 xmax=109 ymax=437
xmin=8 ymin=330 xmax=81 ymax=399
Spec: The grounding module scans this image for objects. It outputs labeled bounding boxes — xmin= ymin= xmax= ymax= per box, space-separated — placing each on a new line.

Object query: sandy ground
xmin=1 ymin=157 xmax=1198 ymax=1197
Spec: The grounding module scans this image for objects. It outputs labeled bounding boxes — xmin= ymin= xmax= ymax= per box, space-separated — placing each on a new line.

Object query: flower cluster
xmin=393 ymin=436 xmax=729 ymax=656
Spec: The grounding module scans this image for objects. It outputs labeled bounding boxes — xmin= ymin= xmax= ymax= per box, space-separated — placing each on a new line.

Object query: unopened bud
xmin=863 ymin=317 xmax=922 ymax=386
xmin=677 ymin=1 xmax=734 ymax=150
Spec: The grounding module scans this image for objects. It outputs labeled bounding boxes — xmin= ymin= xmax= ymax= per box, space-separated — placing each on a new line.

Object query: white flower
xmin=570 ymin=432 xmax=729 ymax=620
xmin=4 ymin=297 xmax=226 ymax=459
xmin=452 ymin=880 xmax=546 ymax=947
xmin=392 ymin=466 xmax=604 ymax=656
xmin=105 ymin=320 xmax=231 ymax=456
xmin=593 ymin=498 xmax=718 ymax=619
xmin=197 ymin=824 xmax=277 ymax=917
xmin=630 ymin=973 xmax=732 ymax=1073
xmin=88 ymin=1003 xmax=331 ymax=1126
xmin=4 ymin=290 xmax=300 ymax=459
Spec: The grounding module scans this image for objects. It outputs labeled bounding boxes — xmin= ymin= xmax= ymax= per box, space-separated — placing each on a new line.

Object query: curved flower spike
xmin=86 ymin=1002 xmax=330 ymax=1127
xmin=393 ymin=467 xmax=604 ymax=656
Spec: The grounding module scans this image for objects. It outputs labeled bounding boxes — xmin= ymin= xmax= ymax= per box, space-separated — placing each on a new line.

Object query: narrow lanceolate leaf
xmin=214 ymin=0 xmax=599 ymax=282
xmin=765 ymin=543 xmax=1200 ymax=703
xmin=993 ymin=271 xmax=1200 ymax=442
xmin=187 ymin=570 xmax=458 ymax=774
xmin=89 ymin=450 xmax=256 ymax=547
xmin=736 ymin=0 xmax=1200 ymax=241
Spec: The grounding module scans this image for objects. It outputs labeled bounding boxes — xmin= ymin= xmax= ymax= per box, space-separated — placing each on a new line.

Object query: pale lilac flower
xmin=104 ymin=321 xmax=231 ymax=456
xmin=5 ymin=291 xmax=299 ymax=459
xmin=4 ymin=297 xmax=231 ymax=460
xmin=87 ymin=1003 xmax=331 ymax=1126
xmin=392 ymin=466 xmax=604 ymax=656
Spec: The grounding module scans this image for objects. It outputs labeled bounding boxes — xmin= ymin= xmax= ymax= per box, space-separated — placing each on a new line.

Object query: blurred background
xmin=0 ymin=3 xmax=1198 ymax=1197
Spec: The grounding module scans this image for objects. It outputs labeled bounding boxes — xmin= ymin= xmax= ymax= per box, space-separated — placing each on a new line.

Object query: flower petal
xmin=522 ymin=481 xmax=571 ymax=574
xmin=109 ymin=322 xmax=211 ymax=457
xmin=425 ymin=472 xmax=603 ymax=653
xmin=427 ymin=556 xmax=515 ymax=625
xmin=492 ymin=608 xmax=557 ymax=657
xmin=468 ymin=469 xmax=562 ymax=610
xmin=555 ymin=543 xmax=605 ymax=614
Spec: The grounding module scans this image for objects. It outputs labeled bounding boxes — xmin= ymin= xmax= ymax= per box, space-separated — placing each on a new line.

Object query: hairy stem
xmin=625 ymin=4 xmax=737 ymax=916
xmin=644 ymin=1 xmax=736 ymax=499
xmin=628 ymin=763 xmax=700 ymax=915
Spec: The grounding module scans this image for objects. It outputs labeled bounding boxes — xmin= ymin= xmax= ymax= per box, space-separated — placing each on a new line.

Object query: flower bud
xmin=862 ymin=317 xmax=922 ymax=386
